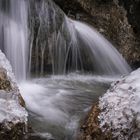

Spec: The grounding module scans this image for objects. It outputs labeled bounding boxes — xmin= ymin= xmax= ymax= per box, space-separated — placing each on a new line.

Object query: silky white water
xmin=73 ymin=20 xmax=131 ymax=75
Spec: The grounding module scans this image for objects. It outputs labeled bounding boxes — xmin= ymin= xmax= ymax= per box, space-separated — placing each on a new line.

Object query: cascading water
xmin=0 ymin=0 xmax=28 ymax=81
xmin=0 ymin=0 xmax=132 ymax=139
xmin=28 ymin=0 xmax=131 ymax=76
xmin=28 ymin=0 xmax=84 ymax=75
xmin=73 ymin=20 xmax=131 ymax=75
xmin=0 ymin=0 xmax=131 ymax=79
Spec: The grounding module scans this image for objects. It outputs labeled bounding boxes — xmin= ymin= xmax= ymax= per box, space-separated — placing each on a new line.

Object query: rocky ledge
xmin=0 ymin=50 xmax=28 ymax=140
xmin=78 ymin=68 xmax=140 ymax=140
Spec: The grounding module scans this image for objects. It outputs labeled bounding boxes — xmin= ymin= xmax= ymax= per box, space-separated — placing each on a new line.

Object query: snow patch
xmin=99 ymin=68 xmax=140 ymax=139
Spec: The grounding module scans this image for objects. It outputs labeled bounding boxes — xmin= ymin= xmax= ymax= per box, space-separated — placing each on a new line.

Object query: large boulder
xmin=0 ymin=50 xmax=28 ymax=140
xmin=79 ymin=68 xmax=140 ymax=139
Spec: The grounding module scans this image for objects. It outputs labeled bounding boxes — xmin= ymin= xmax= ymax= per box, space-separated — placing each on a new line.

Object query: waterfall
xmin=28 ymin=0 xmax=83 ymax=75
xmin=0 ymin=0 xmax=28 ymax=81
xmin=29 ymin=0 xmax=131 ymax=76
xmin=73 ymin=20 xmax=131 ymax=75
xmin=0 ymin=0 xmax=131 ymax=80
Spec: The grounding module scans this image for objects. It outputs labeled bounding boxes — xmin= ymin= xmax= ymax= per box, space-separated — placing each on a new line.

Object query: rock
xmin=99 ymin=68 xmax=140 ymax=139
xmin=0 ymin=122 xmax=27 ymax=140
xmin=119 ymin=0 xmax=140 ymax=35
xmin=79 ymin=68 xmax=140 ymax=139
xmin=0 ymin=50 xmax=28 ymax=140
xmin=78 ymin=104 xmax=113 ymax=140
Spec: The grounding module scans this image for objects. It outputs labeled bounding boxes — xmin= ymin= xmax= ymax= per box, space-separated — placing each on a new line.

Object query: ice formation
xmin=99 ymin=68 xmax=140 ymax=139
xmin=0 ymin=50 xmax=28 ymax=124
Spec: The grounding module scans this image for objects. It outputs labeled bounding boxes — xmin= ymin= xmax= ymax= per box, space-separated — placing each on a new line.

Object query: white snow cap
xmin=99 ymin=68 xmax=140 ymax=140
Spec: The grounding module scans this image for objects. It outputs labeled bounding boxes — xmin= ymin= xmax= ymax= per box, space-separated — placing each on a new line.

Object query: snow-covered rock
xmin=99 ymin=68 xmax=140 ymax=139
xmin=0 ymin=50 xmax=28 ymax=139
xmin=78 ymin=68 xmax=140 ymax=140
xmin=0 ymin=50 xmax=15 ymax=82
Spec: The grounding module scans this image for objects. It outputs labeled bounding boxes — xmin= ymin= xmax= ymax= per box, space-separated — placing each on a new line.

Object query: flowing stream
xmin=19 ymin=74 xmax=114 ymax=140
xmin=0 ymin=0 xmax=131 ymax=140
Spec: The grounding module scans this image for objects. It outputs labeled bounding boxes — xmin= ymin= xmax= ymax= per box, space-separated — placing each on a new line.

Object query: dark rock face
xmin=0 ymin=68 xmax=12 ymax=91
xmin=54 ymin=0 xmax=140 ymax=68
xmin=119 ymin=0 xmax=140 ymax=35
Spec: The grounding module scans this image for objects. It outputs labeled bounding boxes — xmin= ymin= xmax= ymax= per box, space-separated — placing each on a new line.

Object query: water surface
xmin=19 ymin=74 xmax=115 ymax=140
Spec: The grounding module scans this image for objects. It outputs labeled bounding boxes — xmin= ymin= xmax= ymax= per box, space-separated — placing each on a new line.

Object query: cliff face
xmin=119 ymin=0 xmax=140 ymax=35
xmin=54 ymin=0 xmax=140 ymax=68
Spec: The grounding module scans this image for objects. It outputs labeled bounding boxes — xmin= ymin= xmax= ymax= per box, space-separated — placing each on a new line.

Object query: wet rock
xmin=0 ymin=122 xmax=27 ymax=140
